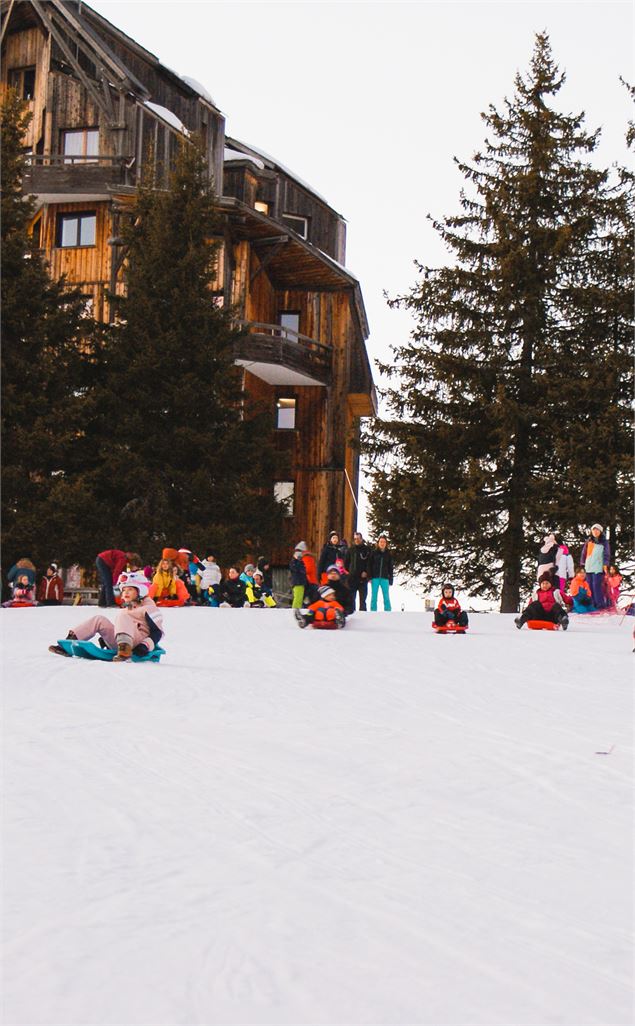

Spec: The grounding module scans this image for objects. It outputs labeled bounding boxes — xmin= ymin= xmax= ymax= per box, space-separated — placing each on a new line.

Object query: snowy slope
xmin=2 ymin=608 xmax=632 ymax=1026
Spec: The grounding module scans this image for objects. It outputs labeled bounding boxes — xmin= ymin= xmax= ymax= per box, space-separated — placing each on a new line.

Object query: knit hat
xmin=243 ymin=563 xmax=256 ymax=575
xmin=326 ymin=564 xmax=341 ymax=575
xmin=253 ymin=569 xmax=264 ymax=579
xmin=538 ymin=573 xmax=553 ymax=585
xmin=591 ymin=523 xmax=603 ymax=533
xmin=295 ymin=541 xmax=308 ymax=552
xmin=49 ymin=562 xmax=58 ymax=572
xmin=116 ymin=570 xmax=149 ymax=598
xmin=329 ymin=531 xmax=339 ymax=541
xmin=319 ymin=585 xmax=336 ymax=598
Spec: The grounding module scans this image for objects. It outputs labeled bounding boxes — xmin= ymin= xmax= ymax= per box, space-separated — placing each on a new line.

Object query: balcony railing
xmin=234 ymin=321 xmax=331 ymax=386
xmin=22 ymin=153 xmax=134 ymax=194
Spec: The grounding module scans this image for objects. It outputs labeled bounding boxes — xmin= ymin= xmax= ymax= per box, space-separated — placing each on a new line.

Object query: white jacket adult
xmin=199 ymin=560 xmax=222 ymax=590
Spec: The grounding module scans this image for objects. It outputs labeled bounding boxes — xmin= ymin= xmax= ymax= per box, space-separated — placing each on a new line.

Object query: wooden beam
xmin=0 ymin=0 xmax=16 ymax=47
xmin=31 ymin=0 xmax=112 ymax=118
xmin=48 ymin=0 xmax=147 ymax=96
xmin=250 ymin=237 xmax=288 ymax=284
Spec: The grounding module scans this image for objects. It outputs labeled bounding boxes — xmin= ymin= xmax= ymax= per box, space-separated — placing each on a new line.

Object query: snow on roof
xmin=230 ymin=138 xmax=330 ymax=207
xmin=144 ymin=101 xmax=190 ymax=137
xmin=224 ymin=147 xmax=265 ymax=171
xmin=180 ymin=76 xmax=215 ymax=106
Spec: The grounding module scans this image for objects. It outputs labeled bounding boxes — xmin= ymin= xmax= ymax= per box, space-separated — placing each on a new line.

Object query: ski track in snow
xmin=1 ymin=608 xmax=633 ymax=1026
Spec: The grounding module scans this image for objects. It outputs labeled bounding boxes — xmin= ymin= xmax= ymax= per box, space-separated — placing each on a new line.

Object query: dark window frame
xmin=281 ymin=212 xmax=309 ymax=239
xmin=8 ymin=66 xmax=36 ymax=100
xmin=55 ymin=211 xmax=97 ymax=248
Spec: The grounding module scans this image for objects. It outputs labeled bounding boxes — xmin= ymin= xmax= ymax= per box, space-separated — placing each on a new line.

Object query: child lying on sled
xmin=515 ymin=573 xmax=569 ymax=630
xmin=49 ymin=571 xmax=164 ymax=661
xmin=294 ymin=584 xmax=345 ymax=629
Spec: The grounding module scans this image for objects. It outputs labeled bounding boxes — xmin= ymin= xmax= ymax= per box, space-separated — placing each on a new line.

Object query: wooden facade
xmin=1 ymin=0 xmax=376 ymax=569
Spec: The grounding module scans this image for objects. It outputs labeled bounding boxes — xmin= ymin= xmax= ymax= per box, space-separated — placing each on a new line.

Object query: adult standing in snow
xmin=536 ymin=533 xmax=558 ymax=583
xmin=346 ymin=532 xmax=371 ymax=610
xmin=580 ymin=524 xmax=610 ymax=610
xmin=96 ymin=549 xmax=137 ymax=607
xmin=369 ymin=535 xmax=394 ymax=612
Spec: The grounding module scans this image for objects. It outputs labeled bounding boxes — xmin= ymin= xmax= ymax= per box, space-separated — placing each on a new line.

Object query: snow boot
xmin=113 ymin=636 xmax=133 ymax=661
xmin=294 ymin=609 xmax=309 ymax=629
xmin=560 ymin=615 xmax=569 ymax=631
xmin=132 ymin=642 xmax=150 ymax=657
xmin=335 ymin=609 xmax=346 ymax=629
xmin=514 ymin=616 xmax=523 ymax=630
xmin=48 ymin=630 xmax=77 ymax=656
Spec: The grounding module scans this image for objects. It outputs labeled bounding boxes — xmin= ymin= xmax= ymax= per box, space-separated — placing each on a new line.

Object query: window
xmin=8 ymin=67 xmax=36 ymax=100
xmin=274 ymin=481 xmax=295 ymax=517
xmin=281 ymin=213 xmax=308 ymax=239
xmin=62 ymin=128 xmax=99 ymax=163
xmin=276 ymin=397 xmax=296 ymax=430
xmin=278 ymin=311 xmax=300 ymax=338
xmin=56 ymin=212 xmax=96 ymax=248
xmin=255 ymin=200 xmax=270 ymax=215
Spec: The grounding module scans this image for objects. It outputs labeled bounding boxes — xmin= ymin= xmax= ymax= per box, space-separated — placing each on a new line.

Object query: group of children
xmin=2 ymin=559 xmax=64 ymax=607
xmin=514 ymin=524 xmax=623 ymax=630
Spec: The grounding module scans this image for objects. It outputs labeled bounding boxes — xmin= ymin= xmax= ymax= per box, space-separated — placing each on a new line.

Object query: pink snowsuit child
xmin=50 ymin=571 xmax=164 ymax=661
xmin=606 ymin=567 xmax=622 ymax=608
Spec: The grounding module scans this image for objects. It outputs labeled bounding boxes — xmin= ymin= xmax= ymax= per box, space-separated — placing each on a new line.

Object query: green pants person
xmin=292 ymin=585 xmax=305 ymax=608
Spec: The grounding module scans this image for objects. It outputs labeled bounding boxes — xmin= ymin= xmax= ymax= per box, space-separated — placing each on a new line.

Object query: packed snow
xmin=144 ymin=100 xmax=190 ymax=137
xmin=2 ymin=607 xmax=632 ymax=1026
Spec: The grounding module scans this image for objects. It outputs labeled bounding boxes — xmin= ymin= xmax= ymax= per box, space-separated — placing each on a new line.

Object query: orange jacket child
xmin=295 ymin=584 xmax=345 ymax=629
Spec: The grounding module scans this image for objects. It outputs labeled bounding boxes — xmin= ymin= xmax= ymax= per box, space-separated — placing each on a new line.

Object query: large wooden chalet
xmin=1 ymin=0 xmax=376 ymax=577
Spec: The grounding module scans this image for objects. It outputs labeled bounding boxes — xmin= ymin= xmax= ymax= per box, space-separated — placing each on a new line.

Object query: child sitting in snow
xmin=515 ymin=574 xmax=569 ymax=630
xmin=49 ymin=571 xmax=164 ymax=661
xmin=568 ymin=567 xmax=594 ymax=613
xmin=149 ymin=557 xmax=189 ymax=605
xmin=294 ymin=584 xmax=345 ymax=629
xmin=3 ymin=572 xmax=37 ymax=606
xmin=218 ymin=567 xmax=247 ymax=608
xmin=245 ymin=569 xmax=277 ymax=608
xmin=434 ymin=583 xmax=469 ymax=628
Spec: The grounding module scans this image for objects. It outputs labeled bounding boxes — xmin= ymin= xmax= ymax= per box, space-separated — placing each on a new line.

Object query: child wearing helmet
xmin=434 ymin=584 xmax=469 ymax=629
xmin=294 ymin=584 xmax=345 ymax=629
xmin=49 ymin=570 xmax=164 ymax=661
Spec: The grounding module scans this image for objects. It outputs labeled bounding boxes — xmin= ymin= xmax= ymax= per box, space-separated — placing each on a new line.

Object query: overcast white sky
xmin=88 ymin=0 xmax=632 ymax=557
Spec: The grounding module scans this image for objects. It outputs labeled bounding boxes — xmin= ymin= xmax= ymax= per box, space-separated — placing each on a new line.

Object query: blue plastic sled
xmin=57 ymin=639 xmax=166 ymax=662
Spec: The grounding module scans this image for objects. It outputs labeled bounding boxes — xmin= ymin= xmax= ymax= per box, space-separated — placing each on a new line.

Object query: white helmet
xmin=116 ymin=570 xmax=149 ymax=599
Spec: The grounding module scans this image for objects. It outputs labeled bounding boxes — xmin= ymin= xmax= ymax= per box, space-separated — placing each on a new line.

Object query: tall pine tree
xmin=93 ymin=140 xmax=285 ymax=561
xmin=364 ymin=34 xmax=632 ymax=610
xmin=1 ymin=89 xmax=103 ymax=573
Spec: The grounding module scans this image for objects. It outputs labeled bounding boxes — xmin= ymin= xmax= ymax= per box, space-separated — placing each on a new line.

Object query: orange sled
xmin=527 ymin=620 xmax=559 ymax=631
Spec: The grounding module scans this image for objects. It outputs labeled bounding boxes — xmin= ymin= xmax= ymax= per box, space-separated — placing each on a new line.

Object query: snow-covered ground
xmin=2 ymin=607 xmax=632 ymax=1026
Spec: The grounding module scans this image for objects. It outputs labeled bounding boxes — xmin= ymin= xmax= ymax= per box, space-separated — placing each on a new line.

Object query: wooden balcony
xmin=234 ymin=321 xmax=331 ymax=387
xmin=23 ymin=153 xmax=133 ymax=199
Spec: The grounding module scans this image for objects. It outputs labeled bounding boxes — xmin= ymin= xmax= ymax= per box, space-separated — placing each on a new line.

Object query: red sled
xmin=526 ymin=619 xmax=559 ymax=631
xmin=155 ymin=598 xmax=186 ymax=607
xmin=6 ymin=601 xmax=36 ymax=608
xmin=432 ymin=622 xmax=467 ymax=634
xmin=312 ymin=621 xmax=339 ymax=630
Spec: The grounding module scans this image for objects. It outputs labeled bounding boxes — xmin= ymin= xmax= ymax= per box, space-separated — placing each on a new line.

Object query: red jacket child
xmin=36 ymin=564 xmax=64 ymax=604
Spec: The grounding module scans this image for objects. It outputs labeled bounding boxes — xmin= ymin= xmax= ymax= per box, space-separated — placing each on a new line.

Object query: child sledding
xmin=432 ymin=584 xmax=469 ymax=633
xmin=49 ymin=571 xmax=165 ymax=661
xmin=294 ymin=584 xmax=346 ymax=629
xmin=515 ymin=574 xmax=569 ymax=631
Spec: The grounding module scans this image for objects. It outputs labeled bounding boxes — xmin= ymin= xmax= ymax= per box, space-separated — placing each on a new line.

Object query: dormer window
xmin=8 ymin=67 xmax=36 ymax=100
xmin=281 ymin=213 xmax=308 ymax=239
xmin=62 ymin=128 xmax=99 ymax=163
